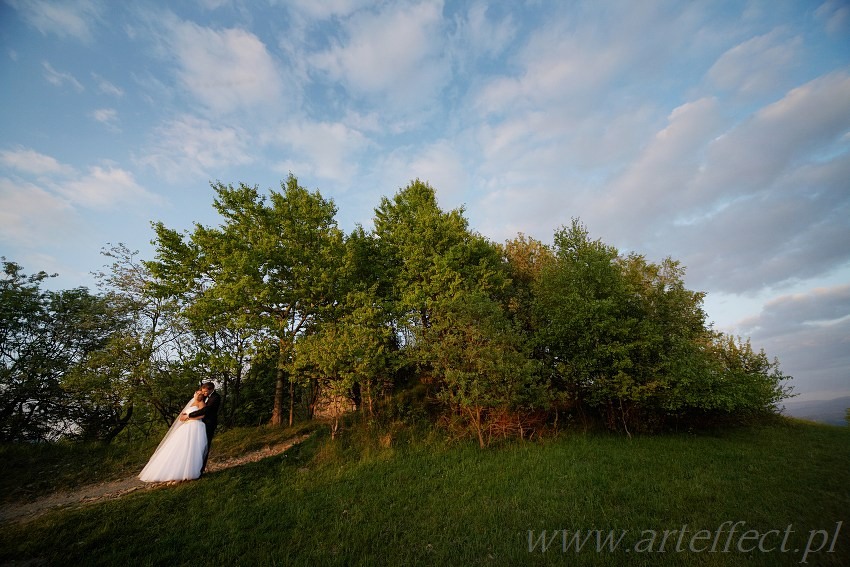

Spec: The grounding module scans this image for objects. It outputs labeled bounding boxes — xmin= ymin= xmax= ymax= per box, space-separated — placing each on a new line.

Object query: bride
xmin=139 ymin=390 xmax=208 ymax=482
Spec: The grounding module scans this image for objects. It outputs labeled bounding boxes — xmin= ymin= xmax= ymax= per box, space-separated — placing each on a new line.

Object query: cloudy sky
xmin=1 ymin=0 xmax=848 ymax=403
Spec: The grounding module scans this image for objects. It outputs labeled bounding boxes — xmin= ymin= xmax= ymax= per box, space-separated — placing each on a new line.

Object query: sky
xmin=1 ymin=0 xmax=849 ymax=404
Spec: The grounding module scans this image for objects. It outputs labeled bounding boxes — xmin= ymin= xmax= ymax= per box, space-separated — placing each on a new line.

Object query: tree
xmin=372 ymin=180 xmax=508 ymax=357
xmin=424 ymin=288 xmax=547 ymax=446
xmin=1 ymin=260 xmax=67 ymax=441
xmin=293 ymin=290 xmax=398 ymax=437
xmin=532 ymin=219 xmax=792 ymax=432
xmin=501 ymin=233 xmax=555 ymax=334
xmin=702 ymin=335 xmax=793 ymax=416
xmin=0 ymin=260 xmax=128 ymax=441
xmin=52 ymin=287 xmax=133 ymax=442
xmin=150 ymin=175 xmax=344 ymax=426
xmin=533 ymin=219 xmax=634 ymax=429
xmin=374 ymin=180 xmax=478 ymax=334
xmin=1 ymin=260 xmax=52 ymax=440
xmin=92 ymin=244 xmax=195 ymax=436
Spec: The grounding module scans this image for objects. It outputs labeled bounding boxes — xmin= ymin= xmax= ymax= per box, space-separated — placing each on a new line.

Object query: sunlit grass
xmin=2 ymin=419 xmax=848 ymax=566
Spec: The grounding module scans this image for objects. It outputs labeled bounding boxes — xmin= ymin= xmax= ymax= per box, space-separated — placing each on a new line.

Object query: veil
xmin=141 ymin=395 xmax=199 ymax=470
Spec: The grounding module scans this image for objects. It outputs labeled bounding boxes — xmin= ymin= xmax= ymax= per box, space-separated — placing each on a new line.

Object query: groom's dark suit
xmin=188 ymin=390 xmax=221 ymax=473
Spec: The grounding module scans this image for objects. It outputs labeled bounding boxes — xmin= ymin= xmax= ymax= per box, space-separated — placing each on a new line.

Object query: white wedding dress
xmin=139 ymin=400 xmax=208 ymax=482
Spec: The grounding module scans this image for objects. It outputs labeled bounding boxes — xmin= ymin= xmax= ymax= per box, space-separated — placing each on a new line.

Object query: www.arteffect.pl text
xmin=528 ymin=520 xmax=843 ymax=564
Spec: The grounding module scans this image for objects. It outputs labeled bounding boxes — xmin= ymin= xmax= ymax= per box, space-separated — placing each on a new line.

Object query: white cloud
xmin=0 ymin=177 xmax=78 ymax=247
xmin=163 ymin=18 xmax=284 ymax=114
xmin=198 ymin=0 xmax=230 ymax=10
xmin=739 ymin=285 xmax=850 ymax=339
xmin=91 ymin=108 xmax=120 ymax=131
xmin=138 ymin=115 xmax=254 ymax=182
xmin=283 ymin=0 xmax=372 ymax=19
xmin=474 ymin=32 xmax=620 ymax=117
xmin=309 ymin=0 xmax=449 ymax=110
xmin=451 ymin=2 xmax=515 ymax=60
xmin=0 ymin=147 xmax=75 ymax=176
xmin=816 ymin=0 xmax=850 ymax=36
xmin=471 ymin=2 xmax=701 ymax=119
xmin=42 ymin=61 xmax=84 ymax=91
xmin=461 ymin=4 xmax=719 ymax=245
xmin=406 ymin=141 xmax=470 ymax=207
xmin=57 ymin=166 xmax=162 ymax=210
xmin=1 ymin=148 xmax=161 ymax=211
xmin=93 ymin=74 xmax=125 ymax=97
xmin=679 ymin=156 xmax=850 ymax=294
xmin=557 ymin=71 xmax=850 ymax=294
xmin=707 ymin=29 xmax=802 ymax=96
xmin=592 ymin=97 xmax=726 ymax=228
xmin=474 ymin=182 xmax=570 ymax=245
xmin=376 ymin=140 xmax=470 ymax=210
xmin=272 ymin=120 xmax=369 ymax=183
xmin=698 ymin=71 xmax=850 ymax=196
xmin=6 ymin=0 xmax=102 ymax=43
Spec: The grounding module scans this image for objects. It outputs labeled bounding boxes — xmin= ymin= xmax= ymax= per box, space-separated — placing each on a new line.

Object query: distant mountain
xmin=780 ymin=396 xmax=850 ymax=426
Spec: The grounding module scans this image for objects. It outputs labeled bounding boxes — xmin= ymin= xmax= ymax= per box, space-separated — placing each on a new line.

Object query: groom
xmin=180 ymin=382 xmax=221 ymax=474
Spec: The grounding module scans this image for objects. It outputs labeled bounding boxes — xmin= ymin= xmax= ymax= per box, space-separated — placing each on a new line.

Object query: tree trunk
xmin=103 ymin=403 xmax=133 ymax=444
xmin=289 ymin=379 xmax=294 ymax=427
xmin=469 ymin=406 xmax=485 ymax=448
xmin=272 ymin=365 xmax=285 ymax=426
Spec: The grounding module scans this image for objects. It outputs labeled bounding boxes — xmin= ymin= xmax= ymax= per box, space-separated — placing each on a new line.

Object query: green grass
xmin=1 ymin=419 xmax=848 ymax=566
xmin=0 ymin=423 xmax=316 ymax=506
xmin=0 ymin=437 xmax=157 ymax=505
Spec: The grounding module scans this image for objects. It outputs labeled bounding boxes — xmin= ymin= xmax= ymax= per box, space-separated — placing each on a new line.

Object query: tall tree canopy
xmin=2 ymin=177 xmax=793 ymax=444
xmin=150 ymin=175 xmax=344 ymax=426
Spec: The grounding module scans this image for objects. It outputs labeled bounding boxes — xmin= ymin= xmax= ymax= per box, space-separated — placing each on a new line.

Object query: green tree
xmin=533 ymin=219 xmax=635 ymax=430
xmin=533 ymin=219 xmax=792 ymax=432
xmin=703 ymin=335 xmax=792 ymax=416
xmin=501 ymin=233 xmax=555 ymax=334
xmin=0 ymin=260 xmax=58 ymax=441
xmin=374 ymin=180 xmax=489 ymax=333
xmin=0 ymin=260 xmax=126 ymax=441
xmin=52 ymin=287 xmax=134 ymax=442
xmin=92 ymin=244 xmax=195 ymax=434
xmin=424 ymin=288 xmax=547 ymax=446
xmin=373 ymin=180 xmax=508 ymax=361
xmin=293 ymin=289 xmax=398 ymax=436
xmin=150 ymin=175 xmax=344 ymax=426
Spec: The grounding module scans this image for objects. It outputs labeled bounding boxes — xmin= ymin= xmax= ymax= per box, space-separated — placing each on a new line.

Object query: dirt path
xmin=0 ymin=433 xmax=311 ymax=524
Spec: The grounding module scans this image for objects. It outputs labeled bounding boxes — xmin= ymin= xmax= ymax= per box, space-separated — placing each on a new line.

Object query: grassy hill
xmin=1 ymin=418 xmax=848 ymax=566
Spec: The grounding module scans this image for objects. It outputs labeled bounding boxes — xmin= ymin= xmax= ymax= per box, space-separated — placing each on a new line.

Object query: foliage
xmin=2 ymin=177 xmax=795 ymax=445
xmin=82 ymin=243 xmax=200 ymax=442
xmin=533 ymin=219 xmax=791 ymax=433
xmin=424 ymin=288 xmax=548 ymax=446
xmin=149 ymin=175 xmax=345 ymax=426
xmin=0 ymin=260 xmax=130 ymax=441
xmin=372 ymin=180 xmax=507 ymax=341
xmin=293 ymin=290 xmax=399 ymax=436
xmin=1 ymin=260 xmax=66 ymax=441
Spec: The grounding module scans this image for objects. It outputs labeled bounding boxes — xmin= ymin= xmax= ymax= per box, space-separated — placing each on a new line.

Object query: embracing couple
xmin=139 ymin=382 xmax=221 ymax=483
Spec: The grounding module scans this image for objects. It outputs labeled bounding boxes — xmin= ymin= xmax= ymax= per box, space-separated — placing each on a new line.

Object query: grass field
xmin=1 ymin=418 xmax=848 ymax=566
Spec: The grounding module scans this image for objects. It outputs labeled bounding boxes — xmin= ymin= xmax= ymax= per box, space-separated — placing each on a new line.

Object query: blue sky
xmin=1 ymin=0 xmax=849 ymax=403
